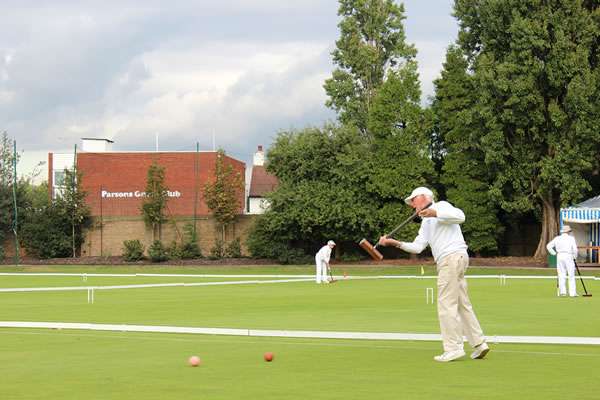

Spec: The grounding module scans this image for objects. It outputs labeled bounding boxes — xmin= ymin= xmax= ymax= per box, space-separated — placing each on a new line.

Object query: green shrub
xmin=20 ymin=204 xmax=73 ymax=259
xmin=340 ymin=252 xmax=365 ymax=262
xmin=122 ymin=239 xmax=145 ymax=261
xmin=148 ymin=240 xmax=169 ymax=262
xmin=209 ymin=239 xmax=225 ymax=260
xmin=172 ymin=222 xmax=202 ymax=259
xmin=180 ymin=241 xmax=202 ymax=259
xmin=0 ymin=246 xmax=5 ymax=259
xmin=166 ymin=240 xmax=181 ymax=259
xmin=226 ymin=237 xmax=242 ymax=258
xmin=246 ymin=214 xmax=273 ymax=259
xmin=246 ymin=215 xmax=312 ymax=264
xmin=270 ymin=243 xmax=313 ymax=265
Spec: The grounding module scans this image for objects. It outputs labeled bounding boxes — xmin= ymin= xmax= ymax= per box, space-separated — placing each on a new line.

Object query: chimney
xmin=253 ymin=145 xmax=265 ymax=166
xmin=81 ymin=138 xmax=114 ymax=152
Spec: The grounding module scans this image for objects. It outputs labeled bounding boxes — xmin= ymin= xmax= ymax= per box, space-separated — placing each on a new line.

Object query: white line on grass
xmin=0 ymin=278 xmax=314 ymax=293
xmin=0 ymin=273 xmax=316 ymax=278
xmin=1 ymin=329 xmax=598 ymax=359
xmin=2 ymin=272 xmax=598 ymax=278
xmin=1 ymin=321 xmax=598 ymax=345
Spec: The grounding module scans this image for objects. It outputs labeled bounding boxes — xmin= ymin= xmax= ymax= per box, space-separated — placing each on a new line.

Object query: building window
xmin=54 ymin=170 xmax=66 ymax=186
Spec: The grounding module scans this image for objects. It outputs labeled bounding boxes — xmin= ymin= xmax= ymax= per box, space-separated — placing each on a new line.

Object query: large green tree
xmin=324 ymin=0 xmax=434 ymax=242
xmin=432 ymin=44 xmax=503 ymax=255
xmin=367 ymin=57 xmax=436 ymax=232
xmin=248 ymin=123 xmax=381 ymax=258
xmin=454 ymin=0 xmax=600 ymax=257
xmin=324 ymin=0 xmax=413 ymax=140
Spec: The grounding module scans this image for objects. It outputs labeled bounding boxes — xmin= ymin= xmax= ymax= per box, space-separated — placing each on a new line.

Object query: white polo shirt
xmin=398 ymin=201 xmax=468 ymax=263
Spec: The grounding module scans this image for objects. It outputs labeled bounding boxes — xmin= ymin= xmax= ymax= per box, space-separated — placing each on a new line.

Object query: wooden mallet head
xmin=359 ymin=238 xmax=383 ymax=261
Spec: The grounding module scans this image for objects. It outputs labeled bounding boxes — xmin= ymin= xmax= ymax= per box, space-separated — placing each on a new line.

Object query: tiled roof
xmin=249 ymin=165 xmax=278 ymax=197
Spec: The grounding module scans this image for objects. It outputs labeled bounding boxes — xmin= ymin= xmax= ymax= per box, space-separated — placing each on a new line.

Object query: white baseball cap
xmin=404 ymin=187 xmax=434 ymax=205
xmin=327 ymin=240 xmax=336 ymax=246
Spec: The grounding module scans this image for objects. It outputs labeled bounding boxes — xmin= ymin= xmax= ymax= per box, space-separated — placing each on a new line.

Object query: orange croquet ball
xmin=264 ymin=352 xmax=274 ymax=362
xmin=188 ymin=356 xmax=200 ymax=367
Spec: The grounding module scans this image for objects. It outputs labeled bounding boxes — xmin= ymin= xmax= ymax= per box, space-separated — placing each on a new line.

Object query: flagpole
xmin=13 ymin=140 xmax=18 ymax=266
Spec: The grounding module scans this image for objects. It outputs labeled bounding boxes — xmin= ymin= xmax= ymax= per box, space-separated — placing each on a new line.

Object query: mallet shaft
xmin=358 ymin=202 xmax=433 ymax=261
xmin=574 ymin=261 xmax=592 ymax=296
xmin=375 ymin=202 xmax=433 ymax=248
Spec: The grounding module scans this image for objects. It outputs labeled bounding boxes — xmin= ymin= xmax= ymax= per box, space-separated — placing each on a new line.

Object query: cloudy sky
xmin=1 ymin=1 xmax=458 ymax=182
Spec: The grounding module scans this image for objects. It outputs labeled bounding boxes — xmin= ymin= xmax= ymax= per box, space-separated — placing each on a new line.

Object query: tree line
xmin=0 ymin=131 xmax=91 ymax=259
xmin=248 ymin=0 xmax=600 ymax=260
xmin=4 ymin=1 xmax=600 ymax=262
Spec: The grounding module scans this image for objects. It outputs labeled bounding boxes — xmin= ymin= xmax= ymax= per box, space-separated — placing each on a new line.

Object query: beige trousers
xmin=437 ymin=253 xmax=486 ymax=351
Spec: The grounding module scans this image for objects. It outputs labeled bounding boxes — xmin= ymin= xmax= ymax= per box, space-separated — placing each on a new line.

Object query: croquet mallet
xmin=327 ymin=265 xmax=337 ymax=283
xmin=359 ymin=202 xmax=433 ymax=261
xmin=574 ymin=261 xmax=593 ymax=297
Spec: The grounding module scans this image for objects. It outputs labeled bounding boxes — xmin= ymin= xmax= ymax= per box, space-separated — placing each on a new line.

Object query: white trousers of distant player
xmin=315 ymin=256 xmax=328 ymax=284
xmin=556 ymin=253 xmax=577 ymax=297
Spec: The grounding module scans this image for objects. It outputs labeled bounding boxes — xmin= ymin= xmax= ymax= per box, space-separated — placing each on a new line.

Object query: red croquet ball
xmin=188 ymin=356 xmax=200 ymax=367
xmin=264 ymin=352 xmax=274 ymax=362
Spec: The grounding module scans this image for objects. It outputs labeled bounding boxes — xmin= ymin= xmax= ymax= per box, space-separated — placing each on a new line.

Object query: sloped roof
xmin=249 ymin=165 xmax=278 ymax=197
xmin=577 ymin=195 xmax=600 ymax=209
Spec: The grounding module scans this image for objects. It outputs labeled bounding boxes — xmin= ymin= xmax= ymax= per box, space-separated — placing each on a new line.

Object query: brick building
xmin=49 ymin=141 xmax=245 ymax=217
xmin=48 ymin=139 xmax=248 ymax=256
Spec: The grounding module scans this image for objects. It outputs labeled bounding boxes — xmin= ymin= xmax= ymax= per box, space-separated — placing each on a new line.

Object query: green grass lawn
xmin=0 ymin=266 xmax=598 ymax=399
xmin=1 ymin=330 xmax=597 ymax=400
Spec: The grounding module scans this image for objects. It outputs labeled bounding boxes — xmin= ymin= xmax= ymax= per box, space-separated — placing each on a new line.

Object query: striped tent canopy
xmin=561 ymin=195 xmax=600 ymax=223
xmin=561 ymin=195 xmax=600 ymax=262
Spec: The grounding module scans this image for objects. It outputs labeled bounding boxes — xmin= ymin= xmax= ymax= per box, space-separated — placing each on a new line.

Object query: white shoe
xmin=571 ymin=294 xmax=579 ymax=297
xmin=471 ymin=342 xmax=489 ymax=359
xmin=434 ymin=349 xmax=465 ymax=362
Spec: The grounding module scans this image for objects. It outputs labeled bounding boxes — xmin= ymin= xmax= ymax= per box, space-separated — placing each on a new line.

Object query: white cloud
xmin=1 ymin=1 xmax=458 ymax=172
xmin=96 ymin=40 xmax=336 ymax=153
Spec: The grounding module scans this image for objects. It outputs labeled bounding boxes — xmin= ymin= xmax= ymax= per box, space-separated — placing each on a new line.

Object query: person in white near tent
xmin=546 ymin=225 xmax=579 ymax=298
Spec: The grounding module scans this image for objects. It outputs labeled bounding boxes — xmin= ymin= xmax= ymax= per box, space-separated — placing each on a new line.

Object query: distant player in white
xmin=315 ymin=240 xmax=336 ymax=284
xmin=546 ymin=225 xmax=579 ymax=297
